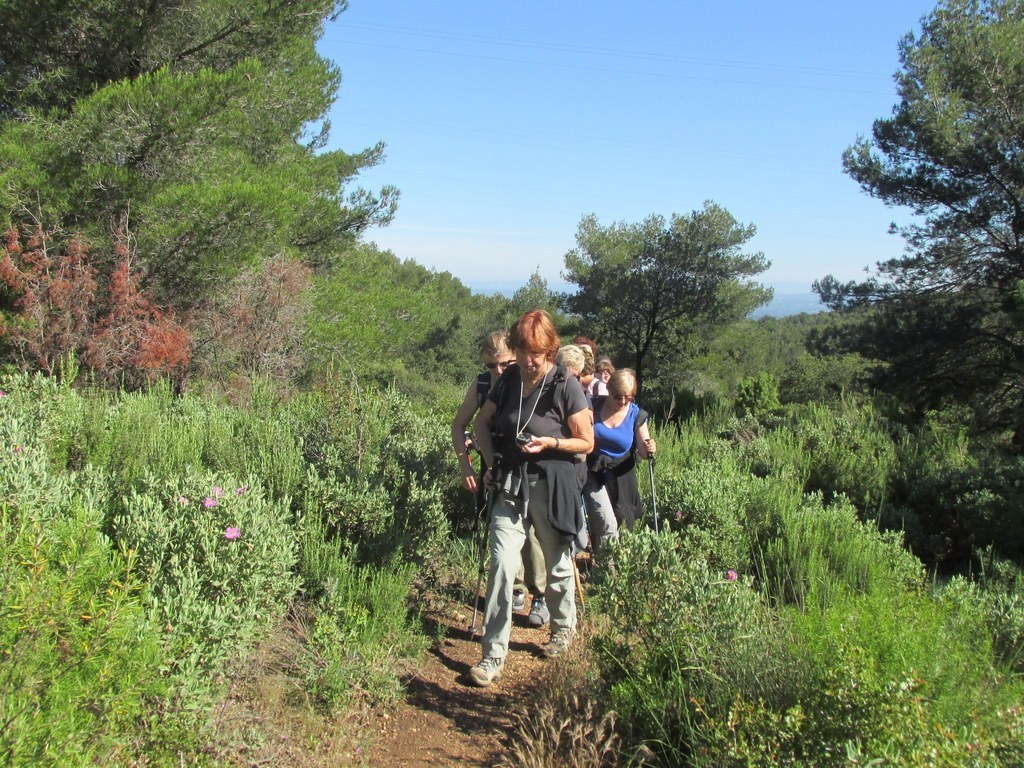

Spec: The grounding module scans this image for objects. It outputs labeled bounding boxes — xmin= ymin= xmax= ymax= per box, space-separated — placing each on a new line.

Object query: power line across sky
xmin=318 ymin=0 xmax=937 ymax=295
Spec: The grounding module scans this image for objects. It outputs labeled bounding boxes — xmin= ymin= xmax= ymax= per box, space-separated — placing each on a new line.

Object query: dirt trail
xmin=366 ymin=598 xmax=553 ymax=767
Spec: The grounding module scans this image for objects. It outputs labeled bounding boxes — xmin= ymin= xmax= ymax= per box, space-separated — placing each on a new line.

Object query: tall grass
xmin=297 ymin=514 xmax=427 ymax=710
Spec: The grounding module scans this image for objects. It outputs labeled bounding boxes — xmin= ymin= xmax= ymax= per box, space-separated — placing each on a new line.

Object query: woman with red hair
xmin=469 ymin=310 xmax=594 ymax=687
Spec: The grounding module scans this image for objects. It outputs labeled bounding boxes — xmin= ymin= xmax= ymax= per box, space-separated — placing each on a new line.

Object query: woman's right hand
xmin=462 ymin=472 xmax=478 ymax=493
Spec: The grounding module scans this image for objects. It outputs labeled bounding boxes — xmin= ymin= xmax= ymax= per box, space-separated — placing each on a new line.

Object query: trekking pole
xmin=648 ymin=455 xmax=659 ymax=533
xmin=573 ymin=492 xmax=590 ymax=612
xmin=468 ymin=490 xmax=492 ymax=638
xmin=572 ymin=556 xmax=585 ymax=613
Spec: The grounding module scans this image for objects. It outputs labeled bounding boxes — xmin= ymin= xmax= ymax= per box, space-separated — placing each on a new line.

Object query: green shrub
xmin=592 ymin=529 xmax=782 ymax=765
xmin=889 ymin=429 xmax=1024 ymax=567
xmin=653 ymin=458 xmax=751 ymax=573
xmin=0 ymin=371 xmax=84 ymax=470
xmin=295 ymin=379 xmax=454 ymax=562
xmin=943 ymin=567 xmax=1024 ymax=674
xmin=787 ymin=401 xmax=899 ymax=513
xmin=594 ymin=422 xmax=1022 ymax=767
xmin=112 ymin=473 xmax=298 ymax=696
xmin=297 ymin=516 xmax=426 ymax=710
xmin=753 ymin=493 xmax=923 ymax=611
xmin=0 ymin=403 xmax=165 ymax=767
xmin=734 ymin=372 xmax=782 ymax=420
xmin=684 ymin=547 xmax=1021 ymax=765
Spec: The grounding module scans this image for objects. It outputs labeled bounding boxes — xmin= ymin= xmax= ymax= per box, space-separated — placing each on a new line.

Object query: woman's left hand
xmin=520 ymin=435 xmax=547 ymax=454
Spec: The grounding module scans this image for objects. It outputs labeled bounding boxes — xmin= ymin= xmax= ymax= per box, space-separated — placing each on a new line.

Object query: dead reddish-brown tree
xmin=0 ymin=224 xmax=191 ymax=388
xmin=190 ymin=254 xmax=312 ymax=394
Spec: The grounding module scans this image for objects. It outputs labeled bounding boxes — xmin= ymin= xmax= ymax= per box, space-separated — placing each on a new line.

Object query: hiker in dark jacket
xmin=451 ymin=331 xmax=547 ymax=623
xmin=468 ymin=310 xmax=593 ymax=687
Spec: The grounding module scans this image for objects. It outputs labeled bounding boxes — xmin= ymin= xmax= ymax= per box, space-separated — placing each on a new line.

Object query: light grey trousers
xmin=514 ymin=520 xmax=546 ymax=596
xmin=583 ymin=477 xmax=619 ymax=558
xmin=481 ymin=476 xmax=577 ymax=659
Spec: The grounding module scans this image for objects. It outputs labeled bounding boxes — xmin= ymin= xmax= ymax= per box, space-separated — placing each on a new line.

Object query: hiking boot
xmin=527 ymin=596 xmax=549 ymax=628
xmin=512 ymin=589 xmax=526 ymax=612
xmin=469 ymin=656 xmax=504 ymax=687
xmin=542 ymin=628 xmax=574 ymax=659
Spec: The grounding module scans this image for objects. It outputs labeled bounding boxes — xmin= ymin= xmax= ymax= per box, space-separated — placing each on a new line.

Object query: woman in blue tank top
xmin=585 ymin=368 xmax=656 ymax=557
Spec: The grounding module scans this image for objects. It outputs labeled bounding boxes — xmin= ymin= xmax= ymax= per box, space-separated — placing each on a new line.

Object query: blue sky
xmin=318 ymin=1 xmax=938 ymax=295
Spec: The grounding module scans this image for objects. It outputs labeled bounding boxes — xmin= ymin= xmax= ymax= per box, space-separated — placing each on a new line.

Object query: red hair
xmin=509 ymin=310 xmax=560 ymax=362
xmin=574 ymin=336 xmax=599 ymax=358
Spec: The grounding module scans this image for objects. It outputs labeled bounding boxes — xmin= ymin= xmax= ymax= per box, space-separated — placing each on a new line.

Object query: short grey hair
xmin=556 ymin=344 xmax=586 ymax=376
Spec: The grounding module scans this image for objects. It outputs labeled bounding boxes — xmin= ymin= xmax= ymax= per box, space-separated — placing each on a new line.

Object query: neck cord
xmin=516 ymin=365 xmax=551 ymax=438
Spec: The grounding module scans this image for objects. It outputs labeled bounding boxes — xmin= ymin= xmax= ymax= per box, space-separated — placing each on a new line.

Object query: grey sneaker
xmin=512 ymin=589 xmax=526 ymax=612
xmin=469 ymin=656 xmax=504 ymax=687
xmin=542 ymin=628 xmax=574 ymax=659
xmin=527 ymin=596 xmax=549 ymax=627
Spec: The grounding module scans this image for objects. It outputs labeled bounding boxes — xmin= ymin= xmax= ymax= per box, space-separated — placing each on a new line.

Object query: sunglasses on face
xmin=613 ymin=394 xmax=635 ymax=402
xmin=486 ymin=360 xmax=515 ymax=370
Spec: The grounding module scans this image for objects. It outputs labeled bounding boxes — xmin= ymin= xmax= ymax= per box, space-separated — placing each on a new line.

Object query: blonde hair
xmin=608 ymin=368 xmax=637 ymax=398
xmin=479 ymin=331 xmax=510 ymax=360
xmin=596 ymin=356 xmax=615 ymax=375
xmin=556 ymin=344 xmax=586 ymax=376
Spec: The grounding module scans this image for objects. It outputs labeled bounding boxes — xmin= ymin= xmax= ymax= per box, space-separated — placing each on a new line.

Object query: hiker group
xmin=450 ymin=309 xmax=657 ymax=688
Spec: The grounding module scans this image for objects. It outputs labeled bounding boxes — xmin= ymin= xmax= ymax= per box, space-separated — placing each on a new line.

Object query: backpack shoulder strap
xmin=636 ymin=404 xmax=650 ymax=427
xmin=550 ymin=364 xmax=573 ymax=419
xmin=493 ymin=365 xmax=518 ymax=412
xmin=475 ymin=371 xmax=491 ymax=408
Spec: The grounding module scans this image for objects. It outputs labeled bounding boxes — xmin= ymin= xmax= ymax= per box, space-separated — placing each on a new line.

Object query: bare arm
xmin=635 ymin=420 xmax=656 ymax=459
xmin=521 ymin=408 xmax=594 ymax=455
xmin=473 ymin=400 xmax=499 ymax=476
xmin=451 ymin=382 xmax=480 ymax=492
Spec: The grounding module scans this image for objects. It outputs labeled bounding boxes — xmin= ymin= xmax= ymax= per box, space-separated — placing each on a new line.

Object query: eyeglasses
xmin=612 ymin=394 xmax=635 ymax=402
xmin=485 ymin=360 xmax=515 ymax=370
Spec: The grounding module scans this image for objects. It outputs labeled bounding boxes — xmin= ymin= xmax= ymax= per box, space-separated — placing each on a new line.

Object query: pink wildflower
xmin=177 ymin=496 xmax=189 ymax=506
xmin=203 ymin=497 xmax=217 ymax=508
xmin=235 ymin=485 xmax=247 ymax=496
xmin=0 ymin=391 xmax=6 ymax=397
xmin=224 ymin=527 xmax=241 ymax=540
xmin=726 ymin=569 xmax=739 ymax=582
xmin=211 ymin=486 xmax=224 ymax=498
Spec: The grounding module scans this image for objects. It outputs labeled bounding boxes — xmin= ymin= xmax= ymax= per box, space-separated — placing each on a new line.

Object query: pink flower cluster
xmin=174 ymin=487 xmax=247 ymax=541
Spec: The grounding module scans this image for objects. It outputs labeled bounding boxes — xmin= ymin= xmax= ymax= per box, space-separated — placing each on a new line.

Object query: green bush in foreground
xmin=298 ymin=516 xmax=426 ymax=711
xmin=1 ymin=396 xmax=165 ymax=767
xmin=592 ymin=530 xmax=782 ymax=765
xmin=112 ymin=473 xmax=298 ymax=693
xmin=591 ymin=519 xmax=1024 ymax=767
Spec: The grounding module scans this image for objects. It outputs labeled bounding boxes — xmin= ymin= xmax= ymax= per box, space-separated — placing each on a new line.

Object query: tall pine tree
xmin=0 ymin=0 xmax=396 ymax=309
xmin=817 ymin=0 xmax=1024 ymax=442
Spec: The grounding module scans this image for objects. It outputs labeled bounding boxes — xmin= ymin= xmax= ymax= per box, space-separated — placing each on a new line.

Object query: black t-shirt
xmin=488 ymin=364 xmax=589 ymax=465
